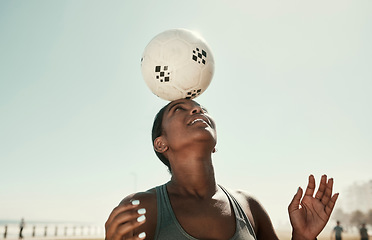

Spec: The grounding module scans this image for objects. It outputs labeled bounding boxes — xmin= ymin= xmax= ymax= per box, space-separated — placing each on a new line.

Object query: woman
xmin=105 ymin=99 xmax=339 ymax=240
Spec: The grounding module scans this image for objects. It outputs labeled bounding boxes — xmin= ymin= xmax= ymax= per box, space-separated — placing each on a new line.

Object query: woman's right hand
xmin=105 ymin=200 xmax=147 ymax=240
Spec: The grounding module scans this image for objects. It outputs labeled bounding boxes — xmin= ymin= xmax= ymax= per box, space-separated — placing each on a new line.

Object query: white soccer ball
xmin=141 ymin=29 xmax=215 ymax=101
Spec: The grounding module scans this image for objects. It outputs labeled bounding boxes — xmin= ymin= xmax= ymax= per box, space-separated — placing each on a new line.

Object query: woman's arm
xmin=234 ymin=190 xmax=279 ymax=240
xmin=249 ymin=196 xmax=280 ymax=240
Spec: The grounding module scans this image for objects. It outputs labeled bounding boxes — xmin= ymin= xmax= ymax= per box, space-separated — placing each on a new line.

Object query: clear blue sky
xmin=1 ymin=0 xmax=371 ymax=229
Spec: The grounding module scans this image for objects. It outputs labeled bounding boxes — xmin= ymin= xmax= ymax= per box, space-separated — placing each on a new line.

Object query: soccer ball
xmin=141 ymin=29 xmax=215 ymax=101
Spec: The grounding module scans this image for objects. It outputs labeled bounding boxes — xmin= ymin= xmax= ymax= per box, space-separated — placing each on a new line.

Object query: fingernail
xmin=137 ymin=215 xmax=146 ymax=222
xmin=131 ymin=200 xmax=140 ymax=205
xmin=139 ymin=232 xmax=146 ymax=239
xmin=137 ymin=208 xmax=146 ymax=215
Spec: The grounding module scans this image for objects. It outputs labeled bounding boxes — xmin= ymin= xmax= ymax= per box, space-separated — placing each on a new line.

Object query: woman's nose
xmin=191 ymin=105 xmax=204 ymax=114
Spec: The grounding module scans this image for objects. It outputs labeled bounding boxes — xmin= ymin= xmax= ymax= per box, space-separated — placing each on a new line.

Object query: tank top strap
xmin=219 ymin=185 xmax=257 ymax=240
xmin=154 ymin=184 xmax=170 ymax=238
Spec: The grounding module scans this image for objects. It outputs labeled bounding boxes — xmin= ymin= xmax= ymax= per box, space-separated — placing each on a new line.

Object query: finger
xmin=304 ymin=175 xmax=316 ymax=197
xmin=321 ymin=178 xmax=334 ymax=206
xmin=106 ymin=201 xmax=144 ymax=239
xmin=138 ymin=232 xmax=146 ymax=239
xmin=325 ymin=193 xmax=339 ymax=216
xmin=109 ymin=208 xmax=146 ymax=237
xmin=288 ymin=187 xmax=303 ymax=213
xmin=105 ymin=200 xmax=140 ymax=229
xmin=112 ymin=215 xmax=146 ymax=240
xmin=314 ymin=175 xmax=327 ymax=200
xmin=124 ymin=232 xmax=146 ymax=240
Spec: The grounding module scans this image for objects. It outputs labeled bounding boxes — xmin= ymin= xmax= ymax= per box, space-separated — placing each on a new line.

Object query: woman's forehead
xmin=166 ymin=99 xmax=200 ymax=110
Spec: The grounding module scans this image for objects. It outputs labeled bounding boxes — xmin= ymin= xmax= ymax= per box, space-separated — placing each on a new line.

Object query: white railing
xmin=0 ymin=223 xmax=104 ymax=240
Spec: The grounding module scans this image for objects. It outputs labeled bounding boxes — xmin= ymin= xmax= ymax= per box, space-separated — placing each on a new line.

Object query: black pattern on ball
xmin=155 ymin=66 xmax=171 ymax=82
xmin=192 ymin=48 xmax=207 ymax=65
xmin=185 ymin=89 xmax=202 ymax=99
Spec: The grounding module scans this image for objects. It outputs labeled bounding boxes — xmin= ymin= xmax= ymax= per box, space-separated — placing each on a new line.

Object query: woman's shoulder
xmin=223 ymin=187 xmax=278 ymax=239
xmin=223 ymin=187 xmax=274 ymax=232
xmin=119 ymin=186 xmax=158 ymax=206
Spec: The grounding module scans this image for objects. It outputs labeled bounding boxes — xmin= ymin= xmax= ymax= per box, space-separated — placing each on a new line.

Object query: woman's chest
xmin=171 ymin=197 xmax=237 ymax=240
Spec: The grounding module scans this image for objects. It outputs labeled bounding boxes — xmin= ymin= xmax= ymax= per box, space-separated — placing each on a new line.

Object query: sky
xmin=1 ymin=0 xmax=371 ymax=231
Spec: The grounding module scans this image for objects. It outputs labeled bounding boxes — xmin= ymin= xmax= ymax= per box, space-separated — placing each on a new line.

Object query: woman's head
xmin=151 ymin=99 xmax=216 ymax=172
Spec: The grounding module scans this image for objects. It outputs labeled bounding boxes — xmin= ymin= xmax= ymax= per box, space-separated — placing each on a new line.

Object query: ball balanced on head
xmin=141 ymin=29 xmax=215 ymax=101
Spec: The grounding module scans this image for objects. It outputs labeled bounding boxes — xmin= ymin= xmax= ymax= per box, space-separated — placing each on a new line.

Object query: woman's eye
xmin=175 ymin=107 xmax=184 ymax=112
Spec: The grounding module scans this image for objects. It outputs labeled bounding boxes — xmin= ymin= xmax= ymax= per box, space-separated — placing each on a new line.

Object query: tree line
xmin=332 ymin=208 xmax=372 ymax=227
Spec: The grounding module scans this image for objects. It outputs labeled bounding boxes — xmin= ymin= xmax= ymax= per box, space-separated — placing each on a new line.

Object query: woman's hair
xmin=152 ymin=102 xmax=172 ymax=172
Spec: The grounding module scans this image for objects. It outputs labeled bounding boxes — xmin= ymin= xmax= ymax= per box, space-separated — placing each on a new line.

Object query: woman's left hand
xmin=288 ymin=175 xmax=339 ymax=240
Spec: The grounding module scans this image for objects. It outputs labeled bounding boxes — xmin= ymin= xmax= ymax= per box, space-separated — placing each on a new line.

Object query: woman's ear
xmin=154 ymin=136 xmax=168 ymax=153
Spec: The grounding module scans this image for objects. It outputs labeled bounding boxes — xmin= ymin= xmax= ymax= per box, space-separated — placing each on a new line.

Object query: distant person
xmin=360 ymin=223 xmax=369 ymax=240
xmin=19 ymin=218 xmax=25 ymax=239
xmin=333 ymin=221 xmax=343 ymax=240
xmin=32 ymin=226 xmax=36 ymax=237
xmin=4 ymin=225 xmax=7 ymax=239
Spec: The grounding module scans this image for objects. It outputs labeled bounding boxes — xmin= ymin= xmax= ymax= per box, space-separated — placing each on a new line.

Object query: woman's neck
xmin=167 ymin=153 xmax=217 ymax=199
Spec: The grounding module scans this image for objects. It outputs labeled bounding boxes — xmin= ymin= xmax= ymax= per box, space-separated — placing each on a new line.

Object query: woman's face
xmin=160 ymin=99 xmax=217 ymax=152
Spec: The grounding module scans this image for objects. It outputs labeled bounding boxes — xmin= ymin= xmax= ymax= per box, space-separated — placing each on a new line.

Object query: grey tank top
xmin=154 ymin=184 xmax=257 ymax=240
